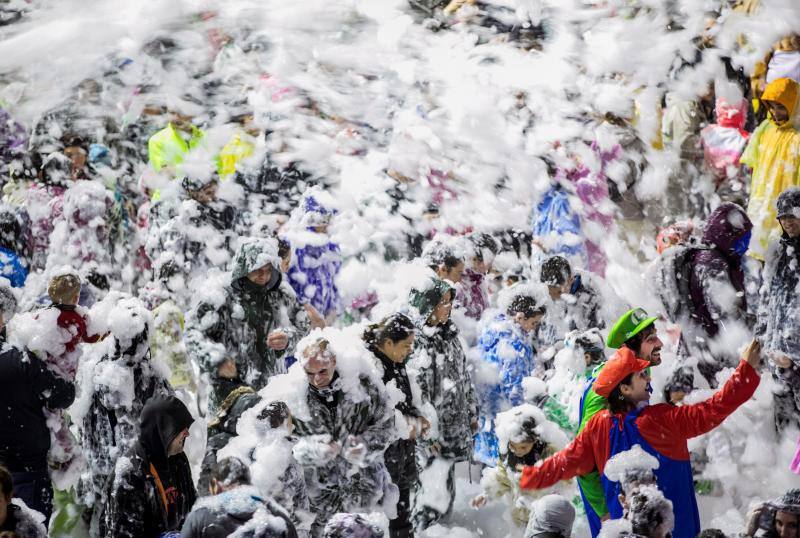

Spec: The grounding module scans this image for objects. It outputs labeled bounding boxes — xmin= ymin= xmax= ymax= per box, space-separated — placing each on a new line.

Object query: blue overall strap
xmin=601 ymin=409 xmax=701 ymax=538
xmin=577 ymin=377 xmax=603 ymax=537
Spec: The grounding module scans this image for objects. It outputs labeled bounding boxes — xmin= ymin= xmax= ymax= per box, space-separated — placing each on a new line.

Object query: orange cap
xmin=593 ymin=347 xmax=650 ymax=398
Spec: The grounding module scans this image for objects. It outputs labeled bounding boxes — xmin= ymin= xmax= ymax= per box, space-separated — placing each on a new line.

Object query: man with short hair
xmin=103 ymin=395 xmax=196 ymax=538
xmin=519 ymin=337 xmax=762 ymax=538
xmin=291 ymin=338 xmax=394 ymax=536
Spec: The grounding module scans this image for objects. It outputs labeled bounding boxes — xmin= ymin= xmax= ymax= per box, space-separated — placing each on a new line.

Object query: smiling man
xmin=519 ymin=329 xmax=762 ymax=538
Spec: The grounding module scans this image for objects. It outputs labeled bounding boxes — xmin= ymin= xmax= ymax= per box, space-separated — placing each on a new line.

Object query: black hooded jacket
xmin=103 ymin=394 xmax=196 ymax=538
xmin=0 ymin=331 xmax=75 ymax=472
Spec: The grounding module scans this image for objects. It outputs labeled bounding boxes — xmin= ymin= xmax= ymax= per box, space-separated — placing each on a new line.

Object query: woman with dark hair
xmin=406 ymin=276 xmax=478 ymax=531
xmin=363 ymin=313 xmax=428 ymax=538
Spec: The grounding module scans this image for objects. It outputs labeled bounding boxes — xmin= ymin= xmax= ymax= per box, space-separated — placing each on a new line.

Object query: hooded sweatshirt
xmin=742 ymin=77 xmax=800 ymax=259
xmin=688 ymin=202 xmax=753 ymax=339
xmin=103 ymin=394 xmax=196 ymax=538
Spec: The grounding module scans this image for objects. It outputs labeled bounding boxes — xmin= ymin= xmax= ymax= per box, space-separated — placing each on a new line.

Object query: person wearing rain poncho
xmin=285 ymin=188 xmax=342 ymax=322
xmin=471 ymin=405 xmax=564 ymax=530
xmin=742 ymin=77 xmax=800 ymax=260
xmin=405 ymin=275 xmax=478 ymax=530
xmin=473 ymin=285 xmax=548 ymax=466
xmin=74 ymin=295 xmax=171 ymax=535
xmin=756 ymin=187 xmax=800 ymax=435
xmin=518 ymin=329 xmax=762 ymax=538
xmin=185 ymin=236 xmax=309 ymax=405
xmin=288 ymin=336 xmax=395 ymax=537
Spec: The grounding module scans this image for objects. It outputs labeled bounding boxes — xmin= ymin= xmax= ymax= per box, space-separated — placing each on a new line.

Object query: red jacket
xmin=56 ymin=305 xmax=101 ymax=355
xmin=520 ymin=359 xmax=760 ymax=490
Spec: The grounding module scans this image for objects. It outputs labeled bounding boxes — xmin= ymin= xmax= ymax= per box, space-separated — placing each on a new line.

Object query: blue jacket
xmin=474 ymin=314 xmax=535 ymax=465
xmin=531 ymin=185 xmax=586 ymax=261
xmin=0 ymin=246 xmax=27 ymax=288
xmin=287 ymin=236 xmax=341 ymax=318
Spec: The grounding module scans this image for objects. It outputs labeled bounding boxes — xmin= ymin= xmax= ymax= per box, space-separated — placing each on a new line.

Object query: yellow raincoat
xmin=217 ymin=131 xmax=255 ymax=181
xmin=741 ymin=78 xmax=800 ymax=260
xmin=147 ymin=122 xmax=205 ymax=173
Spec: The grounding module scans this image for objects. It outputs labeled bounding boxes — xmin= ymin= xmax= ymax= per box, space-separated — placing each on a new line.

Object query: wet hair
xmin=211 ymin=457 xmax=251 ymax=489
xmin=468 ymin=232 xmax=499 ymax=262
xmin=85 ymin=268 xmax=110 ymax=291
xmin=540 ymin=256 xmax=571 ymax=287
xmin=505 ymin=417 xmax=547 ymax=467
xmin=608 ymin=373 xmax=635 ymax=414
xmin=507 ymin=295 xmax=546 ymax=318
xmin=575 ymin=333 xmax=604 ymax=365
xmin=629 ymin=490 xmax=672 ymax=535
xmin=258 ymin=401 xmax=290 ymax=429
xmin=278 ymin=238 xmax=291 ymax=261
xmin=0 ymin=464 xmax=11 ymax=497
xmin=301 ymin=338 xmax=332 ymax=362
xmin=48 ymin=273 xmax=81 ymax=304
xmin=429 ymin=251 xmax=462 ymax=271
xmin=697 ymin=530 xmax=726 ymax=538
xmin=363 ymin=313 xmax=415 ymax=347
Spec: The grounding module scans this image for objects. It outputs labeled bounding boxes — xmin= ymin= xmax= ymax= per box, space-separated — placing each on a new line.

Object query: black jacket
xmin=103 ymin=394 xmax=196 ymax=538
xmin=371 ymin=347 xmax=419 ymax=489
xmin=198 ymin=387 xmax=261 ymax=494
xmin=0 ymin=338 xmax=75 ymax=471
xmin=180 ymin=486 xmax=298 ymax=538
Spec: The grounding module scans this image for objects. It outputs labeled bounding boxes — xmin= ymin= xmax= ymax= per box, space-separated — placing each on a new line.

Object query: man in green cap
xmin=575 ymin=307 xmax=662 ymax=536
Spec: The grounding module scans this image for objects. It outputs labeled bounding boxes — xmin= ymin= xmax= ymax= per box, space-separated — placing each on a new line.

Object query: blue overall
xmin=577 ymin=379 xmax=603 ymax=537
xmin=601 ymin=408 xmax=701 ymax=538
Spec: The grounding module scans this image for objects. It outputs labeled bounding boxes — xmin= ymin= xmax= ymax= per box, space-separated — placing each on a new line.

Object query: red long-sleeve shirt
xmin=520 ymin=359 xmax=760 ymax=490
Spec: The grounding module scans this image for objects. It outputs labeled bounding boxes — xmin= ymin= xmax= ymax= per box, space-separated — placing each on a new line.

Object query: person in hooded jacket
xmin=181 ymin=457 xmax=297 ymax=538
xmin=103 ymin=394 xmax=196 ymax=538
xmin=0 ymin=286 xmax=74 ymax=525
xmin=742 ymin=77 xmax=800 ymax=260
xmin=198 ymin=386 xmax=261 ymax=494
xmin=186 ymin=236 xmax=309 ymax=404
xmin=285 ymin=190 xmax=342 ymax=322
xmin=756 ymin=187 xmax=800 ymax=433
xmin=291 ymin=337 xmax=395 ymax=536
xmin=684 ymin=202 xmax=753 ymax=385
xmin=405 ymin=275 xmax=478 ymax=530
xmin=523 ymin=494 xmax=576 ymax=538
xmin=77 ymin=296 xmax=172 ymax=533
xmin=0 ymin=465 xmax=48 ymax=538
xmin=456 ymin=232 xmax=499 ymax=320
xmin=474 ymin=291 xmax=547 ymax=466
xmin=364 ymin=313 xmax=428 ymax=538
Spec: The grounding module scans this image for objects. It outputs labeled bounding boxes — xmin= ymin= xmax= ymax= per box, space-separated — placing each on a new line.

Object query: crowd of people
xmin=0 ymin=0 xmax=799 ymax=537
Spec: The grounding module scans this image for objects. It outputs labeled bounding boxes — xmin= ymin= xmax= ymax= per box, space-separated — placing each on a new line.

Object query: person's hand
xmin=267 ymin=330 xmax=289 ymax=351
xmin=471 ymin=418 xmax=479 ymax=434
xmin=470 ymin=494 xmax=487 ymax=509
xmin=429 ymin=442 xmax=442 ymax=457
xmin=743 ymin=339 xmax=762 ymax=369
xmin=217 ymin=359 xmax=237 ymax=379
xmin=419 ymin=416 xmax=431 ymax=437
xmin=304 ymin=304 xmax=326 ymax=329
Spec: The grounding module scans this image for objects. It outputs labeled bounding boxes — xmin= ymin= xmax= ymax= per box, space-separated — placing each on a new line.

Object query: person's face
xmin=438 ymin=262 xmax=464 ymax=284
xmin=638 ymin=329 xmax=663 ymax=365
xmin=64 ymin=145 xmax=87 ymax=177
xmin=380 ymin=334 xmax=415 ymax=363
xmin=285 ymin=410 xmax=295 ymax=436
xmin=190 ymin=182 xmax=218 ymax=204
xmin=304 ymin=354 xmax=337 ymax=389
xmin=167 ymin=428 xmax=190 ymax=457
xmin=247 ymin=264 xmax=273 ymax=287
xmin=779 ymin=215 xmax=800 ymax=238
xmin=313 ymin=224 xmax=329 ymax=234
xmin=508 ymin=440 xmax=535 ymax=457
xmin=547 ymin=275 xmax=571 ymax=301
xmin=776 ymin=511 xmax=800 ymax=538
xmin=765 ymin=100 xmax=790 ymax=125
xmin=515 ymin=312 xmax=544 ymax=334
xmin=428 ymin=291 xmax=453 ymax=326
xmin=669 ymin=390 xmax=686 ymax=405
xmin=620 ymin=369 xmax=652 ymax=404
xmin=471 ymin=256 xmax=492 ymax=275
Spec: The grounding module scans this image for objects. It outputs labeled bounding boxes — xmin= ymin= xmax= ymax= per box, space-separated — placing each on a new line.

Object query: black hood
xmin=231 ymin=268 xmax=282 ymax=295
xmin=140 ymin=394 xmax=194 ymax=472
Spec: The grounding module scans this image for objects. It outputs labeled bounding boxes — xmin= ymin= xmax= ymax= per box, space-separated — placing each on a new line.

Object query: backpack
xmin=653 ymin=243 xmax=708 ymax=322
